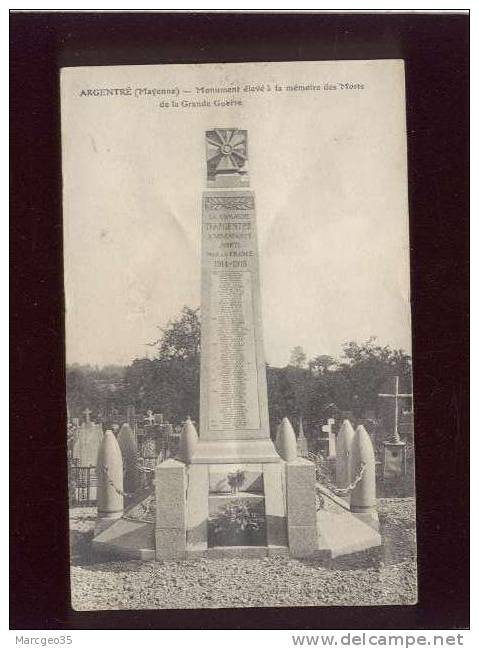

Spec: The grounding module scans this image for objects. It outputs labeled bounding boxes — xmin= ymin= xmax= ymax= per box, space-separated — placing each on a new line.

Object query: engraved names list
xmin=201 ymin=192 xmax=263 ymax=437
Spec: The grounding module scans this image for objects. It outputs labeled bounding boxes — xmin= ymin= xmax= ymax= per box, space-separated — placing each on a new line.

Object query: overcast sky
xmin=62 ymin=60 xmax=411 ymax=368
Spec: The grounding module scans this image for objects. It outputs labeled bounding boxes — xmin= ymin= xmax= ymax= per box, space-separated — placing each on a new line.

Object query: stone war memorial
xmin=92 ymin=129 xmax=381 ymax=561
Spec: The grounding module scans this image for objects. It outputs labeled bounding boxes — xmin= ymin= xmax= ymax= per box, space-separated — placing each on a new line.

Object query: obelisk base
xmin=189 ymin=438 xmax=280 ymax=464
xmin=153 ymin=449 xmax=323 ymax=560
xmin=181 ymin=458 xmax=291 ymax=558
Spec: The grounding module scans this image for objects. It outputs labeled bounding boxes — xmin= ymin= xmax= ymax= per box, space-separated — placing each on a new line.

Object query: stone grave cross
xmin=378 ymin=376 xmax=413 ymax=443
xmin=321 ymin=417 xmax=336 ymax=458
xmin=145 ymin=410 xmax=155 ymax=425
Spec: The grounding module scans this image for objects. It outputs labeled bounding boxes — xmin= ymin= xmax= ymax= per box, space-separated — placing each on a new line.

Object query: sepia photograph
xmin=61 ymin=59 xmax=417 ymax=611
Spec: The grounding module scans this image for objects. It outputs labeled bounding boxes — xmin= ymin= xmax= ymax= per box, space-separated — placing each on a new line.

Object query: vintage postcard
xmin=61 ymin=60 xmax=416 ymax=610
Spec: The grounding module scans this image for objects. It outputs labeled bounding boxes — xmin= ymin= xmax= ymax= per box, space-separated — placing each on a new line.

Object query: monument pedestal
xmin=189 ymin=439 xmax=280 ymax=464
xmin=155 ymin=452 xmax=324 ymax=559
xmin=185 ymin=457 xmax=289 ymax=558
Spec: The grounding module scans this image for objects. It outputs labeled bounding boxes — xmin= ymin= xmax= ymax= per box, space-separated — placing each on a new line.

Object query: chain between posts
xmin=98 ymin=464 xmax=132 ymax=498
xmin=334 ymin=462 xmax=366 ymax=495
xmin=99 ymin=462 xmax=155 ymax=499
xmin=308 ymin=452 xmax=366 ymax=496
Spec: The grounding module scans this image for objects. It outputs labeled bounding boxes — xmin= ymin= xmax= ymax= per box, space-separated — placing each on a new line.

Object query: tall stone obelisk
xmin=155 ymin=129 xmax=320 ymax=560
xmin=190 ymin=128 xmax=279 ymax=464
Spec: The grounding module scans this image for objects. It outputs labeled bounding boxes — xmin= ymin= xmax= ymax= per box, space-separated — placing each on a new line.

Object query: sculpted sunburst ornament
xmin=206 ymin=128 xmax=248 ymax=183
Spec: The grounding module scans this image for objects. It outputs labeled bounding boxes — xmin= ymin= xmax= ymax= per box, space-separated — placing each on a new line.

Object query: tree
xmin=283 ymin=346 xmax=310 ymax=429
xmin=332 ymin=337 xmax=412 ymax=418
xmin=66 ymin=367 xmax=101 ymax=419
xmin=266 ymin=365 xmax=298 ymax=433
xmin=289 ymin=346 xmax=307 ymax=368
xmin=309 ymin=354 xmax=337 ymax=375
xmin=152 ymin=306 xmax=200 ymax=361
xmin=123 ymin=358 xmax=157 ymax=411
xmin=147 ymin=306 xmax=201 ymax=422
xmin=66 ymin=304 xmax=413 ymax=435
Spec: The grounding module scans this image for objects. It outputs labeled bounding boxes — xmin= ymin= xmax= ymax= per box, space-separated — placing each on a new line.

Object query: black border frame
xmin=10 ymin=10 xmax=469 ymax=630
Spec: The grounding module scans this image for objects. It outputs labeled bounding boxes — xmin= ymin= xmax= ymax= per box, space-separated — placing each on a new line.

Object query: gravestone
xmin=126 ymin=405 xmax=137 ymax=433
xmin=72 ymin=419 xmax=103 ymax=467
xmin=321 ymin=417 xmax=336 ymax=458
xmin=117 ymin=423 xmax=140 ymax=496
xmin=379 ymin=376 xmax=412 ymax=480
xmin=296 ymin=417 xmax=309 ymax=457
xmin=145 ymin=410 xmax=155 ymax=426
xmin=136 ymin=413 xmax=178 ymax=472
xmin=71 ymin=418 xmax=103 ymax=503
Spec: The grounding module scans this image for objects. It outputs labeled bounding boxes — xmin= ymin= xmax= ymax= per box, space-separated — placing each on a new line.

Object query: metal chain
xmin=308 ymin=452 xmax=367 ymax=497
xmin=98 ymin=462 xmax=155 ymax=498
xmin=333 ymin=462 xmax=366 ymax=495
xmin=98 ymin=464 xmax=134 ymax=498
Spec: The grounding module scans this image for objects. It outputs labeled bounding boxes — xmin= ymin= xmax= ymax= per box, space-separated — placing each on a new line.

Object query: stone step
xmin=93 ymin=517 xmax=155 ymax=560
xmin=317 ymin=508 xmax=381 ymax=558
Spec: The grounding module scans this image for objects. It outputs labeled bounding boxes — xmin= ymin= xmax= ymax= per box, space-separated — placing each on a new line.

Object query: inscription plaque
xmin=199 ymin=190 xmax=270 ymax=442
xmin=208 ymin=270 xmax=260 ymax=431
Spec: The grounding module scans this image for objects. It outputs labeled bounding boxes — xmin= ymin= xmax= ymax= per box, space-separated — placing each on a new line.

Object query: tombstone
xmin=126 ymin=406 xmax=138 ymax=442
xmin=153 ymin=413 xmax=164 ymax=425
xmin=117 ymin=423 xmax=140 ymax=495
xmin=335 ymin=419 xmax=355 ymax=490
xmin=126 ymin=405 xmax=136 ymax=425
xmin=378 ymin=376 xmax=412 ymax=480
xmin=156 ymin=421 xmax=175 ymax=457
xmin=155 ymin=128 xmax=319 ymax=559
xmin=72 ymin=420 xmax=103 ymax=467
xmin=296 ymin=416 xmax=309 ymax=457
xmin=83 ymin=407 xmax=92 ymax=425
xmin=136 ymin=423 xmax=158 ymax=470
xmin=145 ymin=410 xmax=155 ymax=426
xmin=321 ymin=417 xmax=336 ymax=458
